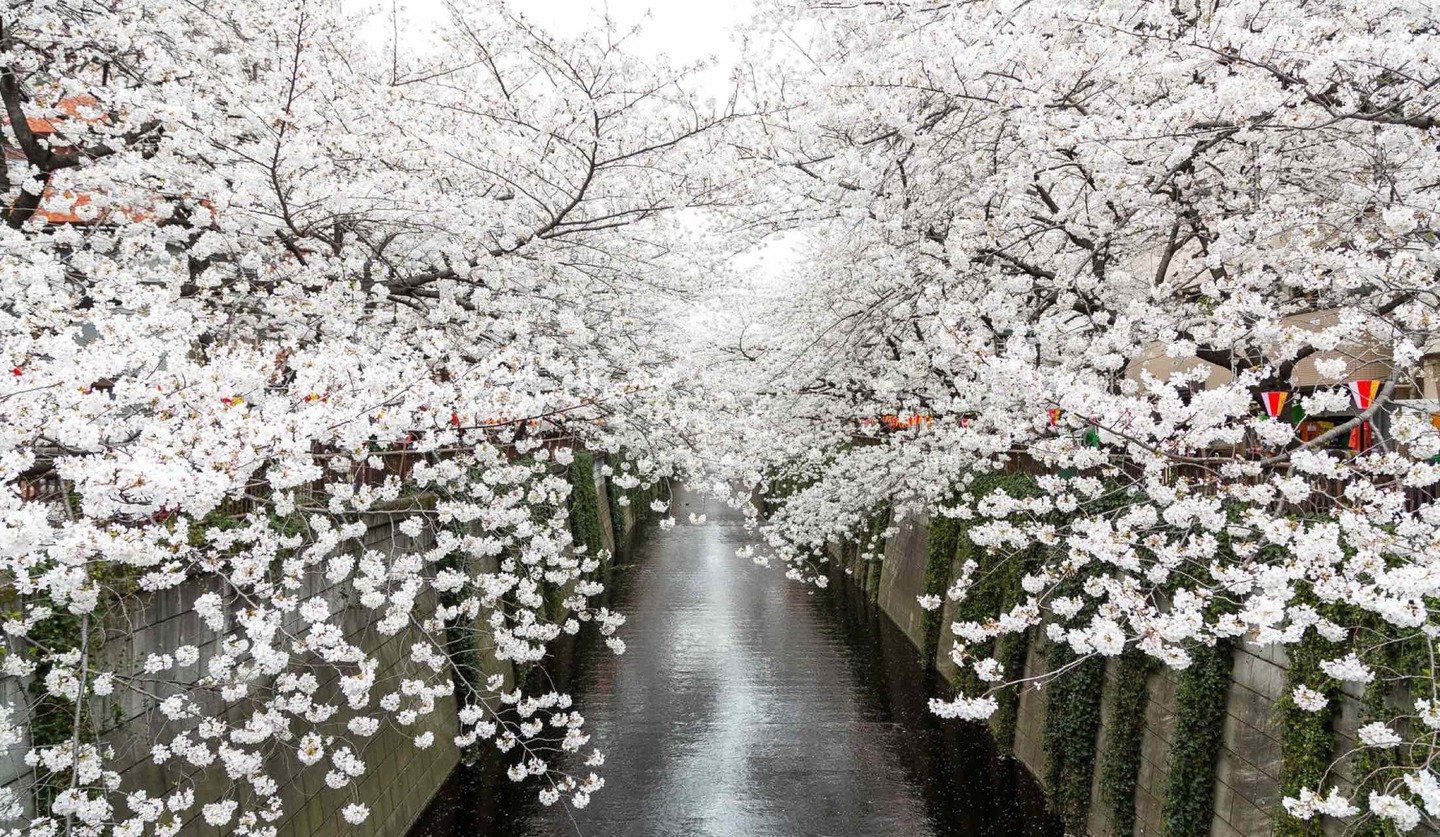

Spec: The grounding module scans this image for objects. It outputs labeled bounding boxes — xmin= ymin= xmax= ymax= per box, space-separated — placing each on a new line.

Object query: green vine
xmin=946 ymin=474 xmax=1041 ymax=685
xmin=25 ymin=609 xmax=94 ymax=811
xmin=1352 ymin=622 xmax=1429 ymax=837
xmin=1100 ymin=647 xmax=1155 ymax=837
xmin=1041 ymin=641 xmax=1108 ymax=833
xmin=1276 ymin=600 xmax=1343 ymax=837
xmin=862 ymin=502 xmax=890 ymax=604
xmin=603 ymin=459 xmax=665 ymax=544
xmin=567 ymin=450 xmax=607 ymax=560
xmin=436 ymin=547 xmax=485 ymax=763
xmin=1161 ymin=640 xmax=1234 ymax=837
xmin=990 ymin=626 xmax=1031 ymax=752
xmin=921 ymin=513 xmax=960 ymax=664
xmin=605 ymin=479 xmax=626 ymax=543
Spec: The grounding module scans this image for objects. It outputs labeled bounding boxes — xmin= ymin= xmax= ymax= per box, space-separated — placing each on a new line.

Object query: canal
xmin=409 ymin=489 xmax=1058 ymax=837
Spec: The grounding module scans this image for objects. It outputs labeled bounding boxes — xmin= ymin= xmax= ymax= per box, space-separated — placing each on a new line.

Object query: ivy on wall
xmin=1041 ymin=639 xmax=1108 ymax=833
xmin=985 ymin=532 xmax=1043 ymax=752
xmin=605 ymin=475 xmax=630 ymax=546
xmin=567 ymin=450 xmax=607 ymax=560
xmin=604 ymin=462 xmax=666 ymax=544
xmin=921 ymin=513 xmax=961 ymax=664
xmin=863 ymin=502 xmax=890 ymax=604
xmin=1099 ymin=647 xmax=1154 ymax=837
xmin=990 ymin=627 xmax=1031 ymax=752
xmin=1162 ymin=639 xmax=1234 ymax=837
xmin=1352 ymin=622 xmax=1429 ymax=837
xmin=435 ymin=546 xmax=486 ymax=762
xmin=1276 ymin=597 xmax=1343 ymax=837
xmin=26 ymin=609 xmax=94 ymax=810
xmin=949 ymin=474 xmax=1041 ymax=680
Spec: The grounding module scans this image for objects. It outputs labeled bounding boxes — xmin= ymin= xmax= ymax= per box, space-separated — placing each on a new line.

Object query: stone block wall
xmin=1212 ymin=643 xmax=1288 ymax=837
xmin=837 ymin=511 xmax=1371 ymax=837
xmin=1011 ymin=636 xmax=1051 ymax=784
xmin=877 ymin=512 xmax=930 ymax=652
xmin=1133 ymin=666 xmax=1180 ymax=836
xmin=5 ymin=460 xmax=631 ymax=837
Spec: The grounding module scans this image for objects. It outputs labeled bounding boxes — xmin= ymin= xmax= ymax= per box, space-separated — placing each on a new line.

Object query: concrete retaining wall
xmin=4 ymin=460 xmax=632 ymax=837
xmin=840 ymin=511 xmax=1366 ymax=837
xmin=877 ymin=512 xmax=930 ymax=652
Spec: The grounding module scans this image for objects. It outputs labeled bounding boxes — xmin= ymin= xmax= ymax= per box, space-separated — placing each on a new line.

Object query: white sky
xmin=356 ymin=0 xmax=799 ymax=310
xmin=521 ymin=0 xmax=751 ymax=63
xmin=377 ymin=0 xmax=756 ymax=95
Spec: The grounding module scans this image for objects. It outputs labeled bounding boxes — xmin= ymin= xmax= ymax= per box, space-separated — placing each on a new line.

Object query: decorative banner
xmin=1347 ymin=379 xmax=1381 ymax=412
xmin=881 ymin=414 xmax=932 ymax=430
xmin=1345 ymin=380 xmax=1382 ymax=453
xmin=1260 ymin=391 xmax=1289 ymax=419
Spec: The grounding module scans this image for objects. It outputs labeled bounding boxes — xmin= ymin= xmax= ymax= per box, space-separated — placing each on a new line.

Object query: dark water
xmin=409 ymin=490 xmax=1059 ymax=837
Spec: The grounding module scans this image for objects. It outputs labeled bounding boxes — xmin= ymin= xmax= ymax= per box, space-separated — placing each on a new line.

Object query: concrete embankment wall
xmin=837 ymin=510 xmax=1364 ymax=837
xmin=1 ymin=458 xmax=639 ymax=837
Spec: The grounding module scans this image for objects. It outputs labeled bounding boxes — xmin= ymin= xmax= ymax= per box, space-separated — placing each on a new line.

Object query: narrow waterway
xmin=410 ymin=490 xmax=1058 ymax=837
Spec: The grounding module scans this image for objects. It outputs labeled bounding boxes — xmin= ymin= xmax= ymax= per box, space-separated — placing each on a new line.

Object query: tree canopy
xmin=3 ymin=0 xmax=1440 ymax=834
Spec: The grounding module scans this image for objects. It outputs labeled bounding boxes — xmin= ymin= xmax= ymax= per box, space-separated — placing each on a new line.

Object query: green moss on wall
xmin=604 ymin=458 xmax=667 ymax=544
xmin=863 ymin=502 xmax=890 ymax=604
xmin=990 ymin=627 xmax=1032 ymax=752
xmin=26 ymin=610 xmax=93 ymax=811
xmin=1351 ymin=622 xmax=1428 ymax=837
xmin=435 ymin=547 xmax=485 ymax=762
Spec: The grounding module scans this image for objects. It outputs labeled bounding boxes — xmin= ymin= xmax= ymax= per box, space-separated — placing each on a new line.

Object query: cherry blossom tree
xmin=709 ymin=0 xmax=1440 ymax=831
xmin=0 ymin=0 xmax=751 ymax=832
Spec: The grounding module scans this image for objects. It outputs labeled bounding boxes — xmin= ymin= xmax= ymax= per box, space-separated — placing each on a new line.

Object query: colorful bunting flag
xmin=1345 ymin=380 xmax=1382 ymax=453
xmin=1347 ymin=379 xmax=1381 ymax=412
xmin=1260 ymin=391 xmax=1289 ymax=419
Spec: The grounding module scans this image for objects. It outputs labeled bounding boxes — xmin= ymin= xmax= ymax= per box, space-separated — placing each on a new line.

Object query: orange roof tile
xmin=13 ymin=95 xmax=102 ymax=135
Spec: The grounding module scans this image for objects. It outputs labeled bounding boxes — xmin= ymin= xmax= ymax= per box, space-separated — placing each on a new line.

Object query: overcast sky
xmin=522 ymin=0 xmax=751 ymax=62
xmin=373 ymin=0 xmax=756 ymax=93
xmin=359 ymin=0 xmax=795 ymax=295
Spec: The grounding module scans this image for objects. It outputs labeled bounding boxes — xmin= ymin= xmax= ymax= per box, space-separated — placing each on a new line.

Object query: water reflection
xmin=409 ymin=490 xmax=1058 ymax=837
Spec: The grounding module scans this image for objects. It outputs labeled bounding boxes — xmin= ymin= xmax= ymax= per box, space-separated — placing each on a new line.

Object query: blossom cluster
xmin=698 ymin=0 xmax=1440 ymax=831
xmin=0 ymin=0 xmax=740 ymax=832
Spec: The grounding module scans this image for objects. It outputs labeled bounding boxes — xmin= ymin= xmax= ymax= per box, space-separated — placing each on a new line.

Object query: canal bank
xmin=844 ymin=497 xmax=1383 ymax=837
xmin=409 ymin=489 xmax=1057 ymax=837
